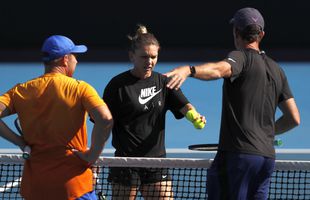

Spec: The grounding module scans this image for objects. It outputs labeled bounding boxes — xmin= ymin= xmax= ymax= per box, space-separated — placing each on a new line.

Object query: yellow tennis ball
xmin=193 ymin=119 xmax=205 ymax=129
xmin=186 ymin=110 xmax=206 ymax=129
xmin=185 ymin=110 xmax=199 ymax=122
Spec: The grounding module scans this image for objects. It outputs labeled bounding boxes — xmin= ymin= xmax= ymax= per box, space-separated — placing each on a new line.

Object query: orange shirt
xmin=0 ymin=73 xmax=105 ymax=200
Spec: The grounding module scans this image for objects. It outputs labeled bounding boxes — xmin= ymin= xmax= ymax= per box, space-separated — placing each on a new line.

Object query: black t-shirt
xmin=220 ymin=48 xmax=293 ymax=158
xmin=103 ymin=70 xmax=189 ymax=157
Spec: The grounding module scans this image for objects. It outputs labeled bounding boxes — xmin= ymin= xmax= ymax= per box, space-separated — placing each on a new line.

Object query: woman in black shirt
xmin=103 ymin=25 xmax=206 ymax=199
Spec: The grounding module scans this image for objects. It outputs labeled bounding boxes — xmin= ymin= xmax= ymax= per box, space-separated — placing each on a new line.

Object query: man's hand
xmin=72 ymin=149 xmax=97 ymax=166
xmin=164 ymin=66 xmax=191 ymax=90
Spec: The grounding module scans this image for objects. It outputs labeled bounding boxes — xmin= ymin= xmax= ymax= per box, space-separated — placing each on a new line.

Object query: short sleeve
xmin=167 ymin=88 xmax=189 ymax=119
xmin=0 ymin=85 xmax=19 ymax=113
xmin=278 ymin=68 xmax=293 ymax=103
xmin=224 ymin=50 xmax=246 ymax=82
xmin=79 ymin=81 xmax=105 ymax=111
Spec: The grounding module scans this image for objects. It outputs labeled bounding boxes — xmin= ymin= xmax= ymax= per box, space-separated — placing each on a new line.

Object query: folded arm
xmin=75 ymin=104 xmax=113 ymax=165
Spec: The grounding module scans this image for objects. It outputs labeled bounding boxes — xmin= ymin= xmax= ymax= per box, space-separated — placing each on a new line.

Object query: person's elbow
xmin=289 ymin=103 xmax=301 ymax=128
xmin=98 ymin=113 xmax=113 ymax=130
xmin=104 ymin=116 xmax=114 ymax=130
xmin=91 ymin=105 xmax=114 ymax=130
xmin=291 ymin=113 xmax=300 ymax=128
xmin=280 ymin=98 xmax=300 ymax=129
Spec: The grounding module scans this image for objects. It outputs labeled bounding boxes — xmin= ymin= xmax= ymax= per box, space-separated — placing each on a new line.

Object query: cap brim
xmin=71 ymin=45 xmax=87 ymax=53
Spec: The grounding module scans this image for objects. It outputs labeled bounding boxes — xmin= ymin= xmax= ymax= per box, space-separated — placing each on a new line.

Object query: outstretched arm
xmin=75 ymin=104 xmax=113 ymax=165
xmin=0 ymin=102 xmax=27 ymax=151
xmin=164 ymin=61 xmax=232 ymax=90
xmin=275 ymin=98 xmax=300 ymax=135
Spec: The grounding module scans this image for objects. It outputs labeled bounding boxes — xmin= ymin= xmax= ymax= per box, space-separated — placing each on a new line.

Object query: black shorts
xmin=108 ymin=167 xmax=171 ymax=186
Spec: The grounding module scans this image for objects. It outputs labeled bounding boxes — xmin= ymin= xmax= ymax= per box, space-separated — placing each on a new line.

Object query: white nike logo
xmin=162 ymin=175 xmax=167 ymax=179
xmin=138 ymin=88 xmax=162 ymax=104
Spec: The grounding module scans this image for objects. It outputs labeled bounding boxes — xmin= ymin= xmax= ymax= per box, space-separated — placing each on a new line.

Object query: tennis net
xmin=0 ymin=154 xmax=309 ymax=199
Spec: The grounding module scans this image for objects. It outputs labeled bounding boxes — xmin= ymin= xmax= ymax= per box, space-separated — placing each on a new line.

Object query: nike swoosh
xmin=138 ymin=89 xmax=162 ymax=104
xmin=228 ymin=57 xmax=236 ymax=63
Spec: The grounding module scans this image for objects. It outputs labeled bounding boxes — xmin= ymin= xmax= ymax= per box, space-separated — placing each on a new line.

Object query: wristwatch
xmin=189 ymin=66 xmax=196 ymax=77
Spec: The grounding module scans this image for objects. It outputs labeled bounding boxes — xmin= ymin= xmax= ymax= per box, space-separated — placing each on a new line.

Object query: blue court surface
xmin=0 ymin=62 xmax=309 ymax=159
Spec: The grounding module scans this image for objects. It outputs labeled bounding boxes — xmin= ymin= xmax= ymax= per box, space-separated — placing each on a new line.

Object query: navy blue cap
xmin=230 ymin=7 xmax=264 ymax=31
xmin=41 ymin=35 xmax=87 ymax=62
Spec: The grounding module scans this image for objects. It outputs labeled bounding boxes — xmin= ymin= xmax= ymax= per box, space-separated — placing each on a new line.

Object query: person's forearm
xmin=193 ymin=61 xmax=232 ymax=80
xmin=194 ymin=63 xmax=223 ymax=80
xmin=275 ymin=98 xmax=300 ymax=135
xmin=88 ymin=119 xmax=113 ymax=163
xmin=0 ymin=120 xmax=26 ymax=150
xmin=179 ymin=103 xmax=195 ymax=115
xmin=164 ymin=62 xmax=229 ymax=90
xmin=275 ymin=115 xmax=299 ymax=135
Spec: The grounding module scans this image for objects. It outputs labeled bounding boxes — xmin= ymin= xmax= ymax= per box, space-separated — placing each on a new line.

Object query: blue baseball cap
xmin=230 ymin=7 xmax=264 ymax=31
xmin=41 ymin=35 xmax=87 ymax=62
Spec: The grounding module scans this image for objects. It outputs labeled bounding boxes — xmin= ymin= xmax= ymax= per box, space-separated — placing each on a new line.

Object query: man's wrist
xmin=189 ymin=65 xmax=196 ymax=77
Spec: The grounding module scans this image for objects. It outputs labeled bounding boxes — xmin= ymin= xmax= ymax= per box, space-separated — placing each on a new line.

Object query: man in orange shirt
xmin=0 ymin=35 xmax=113 ymax=200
